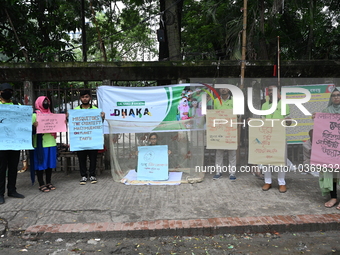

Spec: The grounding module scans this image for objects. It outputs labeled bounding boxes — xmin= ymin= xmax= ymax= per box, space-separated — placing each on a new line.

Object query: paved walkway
xmin=0 ymin=169 xmax=339 ymax=238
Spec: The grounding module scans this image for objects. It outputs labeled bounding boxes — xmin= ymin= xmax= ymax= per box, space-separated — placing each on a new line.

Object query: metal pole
xmin=277 ymin=36 xmax=280 ymax=88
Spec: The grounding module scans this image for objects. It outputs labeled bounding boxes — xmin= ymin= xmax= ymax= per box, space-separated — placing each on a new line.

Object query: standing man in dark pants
xmin=0 ymin=83 xmax=25 ymax=204
xmin=75 ymin=90 xmax=105 ymax=185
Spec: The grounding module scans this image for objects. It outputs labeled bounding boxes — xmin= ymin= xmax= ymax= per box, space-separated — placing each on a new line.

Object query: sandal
xmin=46 ymin=183 xmax=56 ymax=190
xmin=325 ymin=198 xmax=338 ymax=208
xmin=39 ymin=185 xmax=50 ymax=193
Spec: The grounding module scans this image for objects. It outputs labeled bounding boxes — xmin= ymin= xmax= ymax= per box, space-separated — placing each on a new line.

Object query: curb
xmin=22 ymin=213 xmax=340 ymax=239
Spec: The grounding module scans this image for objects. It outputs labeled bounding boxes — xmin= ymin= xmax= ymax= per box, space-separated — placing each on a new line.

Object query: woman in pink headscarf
xmin=31 ymin=96 xmax=57 ymax=192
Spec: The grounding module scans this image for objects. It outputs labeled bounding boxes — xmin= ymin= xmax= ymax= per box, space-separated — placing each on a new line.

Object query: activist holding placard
xmin=260 ymin=85 xmax=292 ymax=193
xmin=31 ymin=96 xmax=58 ymax=193
xmin=211 ymin=87 xmax=237 ymax=181
xmin=315 ymin=87 xmax=340 ymax=210
xmin=0 ymin=83 xmax=25 ymax=204
xmin=136 ymin=133 xmax=172 ymax=181
xmin=74 ymin=90 xmax=105 ymax=185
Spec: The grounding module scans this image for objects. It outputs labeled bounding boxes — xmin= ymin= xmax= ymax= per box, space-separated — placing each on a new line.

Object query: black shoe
xmin=8 ymin=192 xmax=25 ymax=198
xmin=80 ymin=176 xmax=87 ymax=185
xmin=89 ymin=176 xmax=97 ymax=184
xmin=0 ymin=196 xmax=4 ymax=204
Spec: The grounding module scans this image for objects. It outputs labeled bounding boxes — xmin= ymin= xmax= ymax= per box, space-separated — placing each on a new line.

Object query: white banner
xmin=97 ymin=84 xmax=205 ymax=134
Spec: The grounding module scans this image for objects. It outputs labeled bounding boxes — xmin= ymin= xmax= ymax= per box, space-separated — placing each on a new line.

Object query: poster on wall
xmin=285 ymin=84 xmax=333 ymax=144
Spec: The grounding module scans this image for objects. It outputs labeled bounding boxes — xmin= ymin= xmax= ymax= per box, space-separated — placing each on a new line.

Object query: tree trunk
xmin=164 ymin=0 xmax=181 ymax=61
xmin=159 ymin=0 xmax=169 ymax=61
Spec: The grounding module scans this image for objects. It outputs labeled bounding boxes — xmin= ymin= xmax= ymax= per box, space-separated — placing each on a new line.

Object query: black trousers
xmin=0 ymin=150 xmax=20 ymax=196
xmin=330 ymin=182 xmax=337 ymax=199
xmin=77 ymin=150 xmax=98 ymax=177
xmin=36 ymin=168 xmax=52 ymax=186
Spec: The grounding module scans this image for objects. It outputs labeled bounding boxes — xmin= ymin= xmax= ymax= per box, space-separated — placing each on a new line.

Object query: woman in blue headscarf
xmin=321 ymin=87 xmax=340 ymax=209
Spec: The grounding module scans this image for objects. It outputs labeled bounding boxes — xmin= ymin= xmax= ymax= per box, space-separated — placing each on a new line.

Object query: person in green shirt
xmin=261 ymin=85 xmax=291 ymax=193
xmin=31 ymin=96 xmax=57 ymax=192
xmin=0 ymin=83 xmax=25 ymax=204
xmin=212 ymin=88 xmax=237 ymax=180
xmin=75 ymin=90 xmax=105 ymax=185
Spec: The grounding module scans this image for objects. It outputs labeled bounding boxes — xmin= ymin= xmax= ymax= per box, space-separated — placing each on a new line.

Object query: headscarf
xmin=323 ymin=87 xmax=340 ymax=114
xmin=35 ymin=96 xmax=51 ymax=113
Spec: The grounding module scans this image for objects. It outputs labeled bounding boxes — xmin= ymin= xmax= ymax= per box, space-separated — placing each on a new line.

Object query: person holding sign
xmin=75 ymin=90 xmax=105 ymax=185
xmin=319 ymin=88 xmax=340 ymax=209
xmin=261 ymin=85 xmax=291 ymax=193
xmin=31 ymin=96 xmax=57 ymax=192
xmin=0 ymin=83 xmax=25 ymax=204
xmin=148 ymin=133 xmax=171 ymax=154
xmin=135 ymin=133 xmax=171 ymax=172
xmin=212 ymin=88 xmax=237 ymax=180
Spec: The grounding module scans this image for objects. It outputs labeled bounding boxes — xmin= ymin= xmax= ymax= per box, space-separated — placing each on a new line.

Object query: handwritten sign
xmin=0 ymin=104 xmax=33 ymax=150
xmin=68 ymin=109 xmax=104 ymax=151
xmin=248 ymin=119 xmax=286 ymax=166
xmin=36 ymin=113 xmax=66 ymax=133
xmin=206 ymin=109 xmax=238 ymax=150
xmin=137 ymin=145 xmax=169 ymax=180
xmin=311 ymin=113 xmax=340 ymax=167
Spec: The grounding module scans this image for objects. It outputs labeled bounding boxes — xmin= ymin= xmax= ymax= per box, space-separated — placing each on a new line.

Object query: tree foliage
xmin=0 ymin=0 xmax=83 ymax=62
xmin=0 ymin=0 xmax=158 ymax=63
xmin=1 ymin=0 xmax=340 ymax=64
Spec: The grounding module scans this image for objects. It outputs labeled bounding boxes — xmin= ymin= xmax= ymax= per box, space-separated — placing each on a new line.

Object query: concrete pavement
xmin=0 ymin=168 xmax=339 ymax=238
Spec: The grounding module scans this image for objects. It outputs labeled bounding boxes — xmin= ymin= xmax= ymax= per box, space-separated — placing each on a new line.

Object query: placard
xmin=0 ymin=104 xmax=33 ymax=150
xmin=248 ymin=119 xmax=286 ymax=166
xmin=311 ymin=112 xmax=340 ymax=168
xmin=68 ymin=109 xmax=104 ymax=151
xmin=36 ymin=113 xmax=67 ymax=133
xmin=137 ymin=145 xmax=169 ymax=180
xmin=206 ymin=109 xmax=238 ymax=150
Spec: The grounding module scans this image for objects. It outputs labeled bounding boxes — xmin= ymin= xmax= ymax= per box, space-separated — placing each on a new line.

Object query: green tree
xmin=0 ymin=0 xmax=84 ymax=62
xmin=181 ymin=0 xmax=340 ymax=61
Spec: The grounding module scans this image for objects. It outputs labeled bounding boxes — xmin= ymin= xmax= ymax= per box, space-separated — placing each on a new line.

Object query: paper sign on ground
xmin=311 ymin=113 xmax=340 ymax=167
xmin=0 ymin=104 xmax=33 ymax=150
xmin=206 ymin=109 xmax=238 ymax=150
xmin=137 ymin=145 xmax=169 ymax=181
xmin=248 ymin=119 xmax=286 ymax=166
xmin=36 ymin=113 xmax=67 ymax=133
xmin=68 ymin=109 xmax=104 ymax=151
